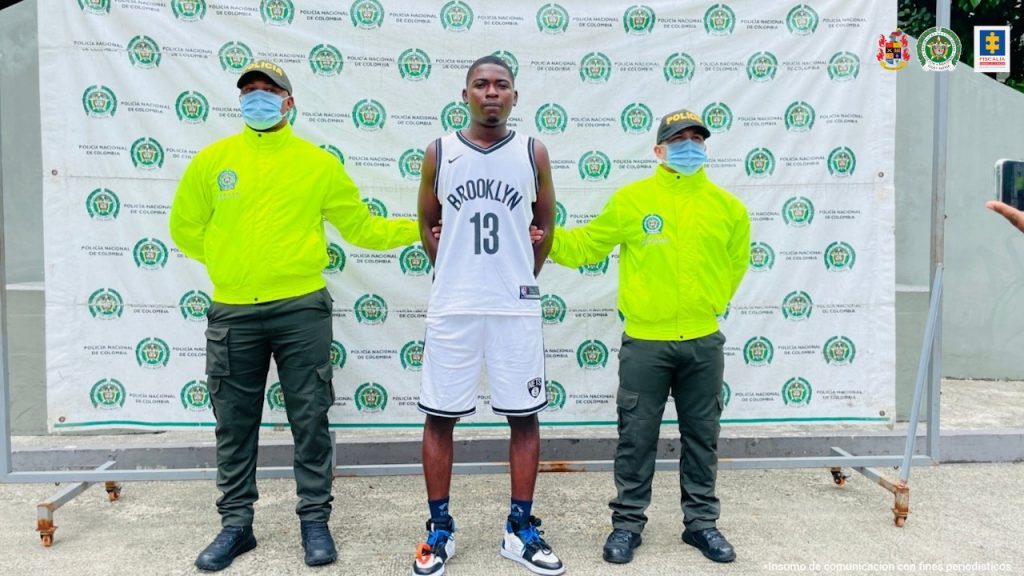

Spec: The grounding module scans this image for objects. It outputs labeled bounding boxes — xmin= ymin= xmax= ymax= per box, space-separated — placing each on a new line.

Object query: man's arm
xmin=726 ymin=205 xmax=752 ymax=298
xmin=418 ymin=140 xmax=442 ymax=264
xmin=530 ymin=139 xmax=555 ymax=276
xmin=323 ymin=162 xmax=418 ymax=250
xmin=549 ymin=193 xmax=623 ymax=269
xmin=169 ymin=157 xmax=212 ymax=263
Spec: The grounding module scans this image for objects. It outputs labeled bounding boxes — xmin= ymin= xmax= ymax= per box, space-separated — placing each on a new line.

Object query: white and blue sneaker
xmin=500 ymin=515 xmax=565 ymax=576
xmin=412 ymin=517 xmax=456 ymax=576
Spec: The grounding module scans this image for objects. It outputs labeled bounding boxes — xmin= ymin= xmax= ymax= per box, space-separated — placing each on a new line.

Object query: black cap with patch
xmin=236 ymin=60 xmax=292 ymax=94
xmin=656 ymin=108 xmax=711 ymax=143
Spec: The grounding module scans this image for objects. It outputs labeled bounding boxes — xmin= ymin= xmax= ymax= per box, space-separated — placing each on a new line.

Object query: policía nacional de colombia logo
xmin=784 ymin=101 xmax=815 ymax=132
xmin=398 ymin=48 xmax=432 ymax=81
xmin=782 ymin=290 xmax=813 ymax=321
xmin=745 ymin=148 xmax=775 ymax=178
xmin=135 ymin=337 xmax=170 ymax=368
xmin=491 ymin=50 xmax=519 ymax=78
xmin=540 ymin=294 xmax=567 ymax=325
xmin=580 ymin=52 xmax=612 ymax=84
xmin=642 ymin=214 xmax=664 ymax=234
xmin=88 ymin=288 xmax=124 ymax=319
xmin=828 ymin=51 xmax=860 ymax=81
xmin=362 ymin=197 xmax=388 ymax=217
xmin=266 ymin=382 xmax=287 ymax=412
xmin=260 ymin=0 xmax=294 ymax=25
xmin=355 ymin=382 xmax=388 ymax=413
xmin=536 ymin=3 xmax=568 ymax=34
xmin=320 ymin=144 xmax=345 ymax=165
xmin=747 ymin=52 xmax=778 ymax=82
xmin=877 ymin=29 xmax=911 ymax=71
xmin=823 ymin=336 xmax=856 ymax=366
xmin=535 ymin=103 xmax=568 ymax=135
xmin=130 ymin=137 xmax=164 ymax=170
xmin=578 ymin=150 xmax=612 ymax=181
xmin=219 ymin=41 xmax=253 ymax=73
xmin=824 ymin=241 xmax=856 ymax=271
xmin=441 ymin=101 xmax=470 ymax=132
xmin=127 ymin=35 xmax=161 ymax=68
xmin=917 ymin=26 xmax=961 ymax=71
xmin=786 ymin=4 xmax=818 ymax=35
xmin=351 ymin=0 xmax=385 ymax=29
xmin=179 ymin=290 xmax=212 ymax=321
xmin=83 ymin=85 xmax=117 ymax=118
xmin=90 ymin=379 xmax=125 ymax=409
xmin=217 ymin=170 xmax=237 ymax=191
xmin=401 ymin=341 xmax=425 ymax=371
xmin=555 ymin=201 xmax=567 ymax=226
xmin=172 ymin=0 xmax=206 ymax=21
xmin=400 ymin=244 xmax=432 ymax=276
xmin=324 ymin=243 xmax=346 ymax=274
xmin=827 ymin=147 xmax=856 ymax=177
xmin=399 ymin=148 xmax=425 ymax=180
xmin=441 ymin=0 xmax=474 ymax=32
xmin=330 ymin=340 xmax=347 ymax=369
xmin=782 ymin=196 xmax=814 ymax=227
xmin=722 ymin=382 xmax=732 ymax=407
xmin=354 ymin=294 xmax=388 ymax=325
xmin=545 ymin=380 xmax=567 ymax=411
xmin=578 ymin=257 xmax=610 ymax=276
xmin=623 ymin=5 xmax=656 ymax=35
xmin=309 ymin=44 xmax=344 ymax=76
xmin=702 ymin=102 xmax=732 ymax=133
xmin=180 ymin=380 xmax=211 ymax=411
xmin=352 ymin=99 xmax=386 ymax=131
xmin=86 ymin=188 xmax=120 ymax=220
xmin=133 ymin=238 xmax=168 ymax=269
xmin=749 ymin=241 xmax=775 ymax=271
xmin=79 ymin=0 xmax=110 ymax=15
xmin=704 ymin=3 xmax=735 ymax=35
xmin=782 ymin=377 xmax=812 ymax=406
xmin=620 ymin=103 xmax=653 ymax=134
xmin=577 ymin=339 xmax=609 ymax=369
xmin=176 ymin=91 xmax=209 ymax=124
xmin=743 ymin=336 xmax=774 ymax=366
xmin=664 ymin=52 xmax=695 ymax=83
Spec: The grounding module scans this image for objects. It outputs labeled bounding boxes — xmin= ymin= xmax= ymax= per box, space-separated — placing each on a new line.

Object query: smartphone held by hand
xmin=995 ymin=159 xmax=1024 ymax=211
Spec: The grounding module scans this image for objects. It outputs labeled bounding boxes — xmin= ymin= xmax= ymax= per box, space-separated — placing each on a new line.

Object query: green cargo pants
xmin=205 ymin=288 xmax=336 ymax=527
xmin=610 ymin=331 xmax=726 ymax=534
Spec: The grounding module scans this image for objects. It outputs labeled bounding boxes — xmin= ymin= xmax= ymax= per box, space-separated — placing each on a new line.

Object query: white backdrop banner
xmin=40 ymin=0 xmax=897 ymax=431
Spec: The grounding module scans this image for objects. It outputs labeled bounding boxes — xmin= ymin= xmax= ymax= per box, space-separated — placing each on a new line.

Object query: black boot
xmin=682 ymin=527 xmax=736 ymax=563
xmin=602 ymin=528 xmax=642 ymax=564
xmin=300 ymin=520 xmax=338 ymax=566
xmin=195 ymin=526 xmax=257 ymax=571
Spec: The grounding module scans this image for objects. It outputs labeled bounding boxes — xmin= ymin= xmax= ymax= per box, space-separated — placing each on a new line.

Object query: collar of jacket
xmin=654 ymin=163 xmax=709 ymax=190
xmin=242 ymin=122 xmax=293 ymax=149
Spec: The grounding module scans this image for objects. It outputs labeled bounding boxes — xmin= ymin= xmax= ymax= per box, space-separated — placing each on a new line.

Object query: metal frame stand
xmin=36 ymin=461 xmax=120 ymax=547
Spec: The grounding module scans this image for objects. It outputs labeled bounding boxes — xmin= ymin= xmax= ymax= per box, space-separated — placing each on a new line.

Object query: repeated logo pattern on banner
xmin=41 ymin=0 xmax=897 ymax=430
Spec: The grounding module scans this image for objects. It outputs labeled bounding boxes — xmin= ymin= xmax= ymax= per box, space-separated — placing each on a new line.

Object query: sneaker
xmin=194 ymin=526 xmax=257 ymax=572
xmin=500 ymin=515 xmax=565 ymax=576
xmin=412 ymin=517 xmax=456 ymax=576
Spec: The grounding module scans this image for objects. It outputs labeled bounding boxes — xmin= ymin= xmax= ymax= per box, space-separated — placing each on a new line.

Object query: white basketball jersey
xmin=428 ymin=130 xmax=540 ymax=317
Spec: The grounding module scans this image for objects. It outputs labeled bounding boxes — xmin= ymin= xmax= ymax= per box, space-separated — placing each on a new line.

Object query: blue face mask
xmin=240 ymin=90 xmax=285 ymax=131
xmin=664 ymin=139 xmax=707 ymax=175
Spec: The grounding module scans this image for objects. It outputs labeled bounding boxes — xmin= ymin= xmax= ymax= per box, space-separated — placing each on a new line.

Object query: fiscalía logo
xmin=354 ymin=294 xmax=388 ymax=325
xmin=88 ymin=288 xmax=124 ymax=319
xmin=309 ymin=44 xmax=344 ymax=76
xmin=745 ymin=148 xmax=775 ymax=178
xmin=828 ymin=51 xmax=860 ymax=81
xmin=217 ymin=169 xmax=237 ymax=191
xmin=180 ymin=380 xmax=211 ymax=411
xmin=782 ymin=377 xmax=812 ymax=406
xmin=784 ymin=101 xmax=815 ymax=132
xmin=663 ymin=52 xmax=695 ymax=83
xmin=578 ymin=150 xmax=612 ymax=181
xmin=749 ymin=241 xmax=775 ymax=271
xmin=704 ymin=3 xmax=735 ymax=35
xmin=492 ymin=50 xmax=519 ymax=78
xmin=320 ymin=144 xmax=346 ymax=165
xmin=917 ymin=26 xmax=961 ymax=71
xmin=401 ymin=341 xmax=425 ymax=371
xmin=127 ymin=35 xmax=161 ymax=69
xmin=535 ymin=103 xmax=568 ymax=135
xmin=86 ymin=188 xmax=120 ymax=220
xmin=90 ymin=379 xmax=125 ymax=409
xmin=577 ymin=339 xmax=609 ymax=369
xmin=130 ymin=137 xmax=164 ymax=170
xmin=351 ymin=0 xmax=385 ymax=29
xmin=743 ymin=336 xmax=774 ymax=366
xmin=526 ymin=377 xmax=543 ymax=399
xmin=824 ymin=241 xmax=856 ymax=271
xmin=330 ymin=340 xmax=347 ymax=369
xmin=555 ymin=201 xmax=567 ymax=226
xmin=722 ymin=382 xmax=732 ymax=407
xmin=179 ymin=290 xmax=212 ymax=321
xmin=441 ymin=0 xmax=474 ymax=32
xmin=642 ymin=213 xmax=664 ymax=235
xmin=399 ymin=148 xmax=425 ymax=180
xmin=398 ymin=48 xmax=432 ymax=81
xmin=579 ymin=52 xmax=612 ymax=84
xmin=266 ymin=382 xmax=287 ymax=412
xmin=545 ymin=380 xmax=566 ymax=411
xmin=828 ymin=146 xmax=856 ymax=177
xmin=540 ymin=294 xmax=567 ymax=325
xmin=747 ymin=52 xmax=778 ymax=81
xmin=400 ymin=244 xmax=432 ymax=276
xmin=172 ymin=0 xmax=206 ymax=21
xmin=133 ymin=238 xmax=169 ymax=269
xmin=620 ymin=102 xmax=653 ymax=134
xmin=823 ymin=336 xmax=856 ymax=366
xmin=78 ymin=0 xmax=110 ymax=15
xmin=578 ymin=257 xmax=610 ymax=276
xmin=782 ymin=196 xmax=814 ymax=227
xmin=352 ymin=99 xmax=386 ymax=131
xmin=219 ymin=41 xmax=253 ymax=73
xmin=324 ymin=243 xmax=346 ymax=274
xmin=362 ymin=197 xmax=388 ymax=217
xmin=975 ymin=26 xmax=1011 ymax=74
xmin=135 ymin=337 xmax=171 ymax=368
xmin=782 ymin=290 xmax=813 ymax=321
xmin=786 ymin=4 xmax=818 ymax=35
xmin=877 ymin=29 xmax=911 ymax=71
xmin=702 ymin=102 xmax=732 ymax=133
xmin=536 ymin=3 xmax=568 ymax=34
xmin=355 ymin=382 xmax=388 ymax=412
xmin=82 ymin=85 xmax=117 ymax=118
xmin=441 ymin=101 xmax=470 ymax=132
xmin=623 ymin=5 xmax=656 ymax=35
xmin=260 ymin=0 xmax=294 ymax=25
xmin=176 ymin=90 xmax=209 ymax=124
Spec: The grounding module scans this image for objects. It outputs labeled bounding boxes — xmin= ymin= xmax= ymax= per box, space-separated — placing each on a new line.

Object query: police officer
xmin=548 ymin=109 xmax=750 ymax=565
xmin=170 ymin=61 xmax=418 ymax=571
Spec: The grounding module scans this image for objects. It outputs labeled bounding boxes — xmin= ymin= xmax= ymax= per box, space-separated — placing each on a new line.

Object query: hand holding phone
xmin=988 ymin=160 xmax=1024 ymax=233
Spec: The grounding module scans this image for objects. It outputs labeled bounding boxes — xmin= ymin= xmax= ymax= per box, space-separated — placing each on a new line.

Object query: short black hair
xmin=466 ymin=55 xmax=514 ymax=86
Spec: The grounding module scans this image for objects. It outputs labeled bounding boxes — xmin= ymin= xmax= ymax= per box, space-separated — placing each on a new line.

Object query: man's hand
xmin=987 ymin=201 xmax=1024 ymax=234
xmin=431 ymin=222 xmax=547 ymax=244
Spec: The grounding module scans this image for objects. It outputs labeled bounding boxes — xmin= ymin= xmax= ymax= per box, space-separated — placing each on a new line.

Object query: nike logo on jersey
xmin=447 ymin=155 xmax=463 ymax=164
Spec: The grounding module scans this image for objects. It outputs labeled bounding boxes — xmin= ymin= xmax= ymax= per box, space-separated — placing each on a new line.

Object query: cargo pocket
xmin=204 ymin=326 xmax=230 ymax=376
xmin=316 ymin=362 xmax=336 ymax=410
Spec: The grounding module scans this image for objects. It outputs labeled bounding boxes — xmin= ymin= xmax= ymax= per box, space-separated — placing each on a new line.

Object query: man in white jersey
xmin=410 ymin=55 xmax=563 ymax=576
